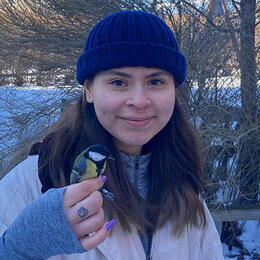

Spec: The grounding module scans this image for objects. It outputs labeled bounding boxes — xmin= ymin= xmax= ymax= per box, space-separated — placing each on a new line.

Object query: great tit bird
xmin=70 ymin=144 xmax=115 ymax=201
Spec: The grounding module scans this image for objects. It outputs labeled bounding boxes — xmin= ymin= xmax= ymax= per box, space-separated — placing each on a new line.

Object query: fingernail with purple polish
xmin=102 ymin=175 xmax=107 ymax=183
xmin=106 ymin=219 xmax=115 ymax=231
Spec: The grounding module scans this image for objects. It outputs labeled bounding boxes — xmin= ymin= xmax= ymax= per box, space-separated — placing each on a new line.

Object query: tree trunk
xmin=238 ymin=0 xmax=259 ymax=204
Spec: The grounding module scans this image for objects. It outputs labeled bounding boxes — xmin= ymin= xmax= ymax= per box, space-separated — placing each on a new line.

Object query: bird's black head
xmin=84 ymin=144 xmax=114 ymax=163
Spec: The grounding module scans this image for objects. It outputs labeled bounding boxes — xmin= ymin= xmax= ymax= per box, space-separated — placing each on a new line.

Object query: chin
xmin=125 ymin=138 xmax=151 ymax=147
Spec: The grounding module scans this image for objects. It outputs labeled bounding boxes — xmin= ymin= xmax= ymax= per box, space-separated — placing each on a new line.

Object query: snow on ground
xmin=222 ymin=221 xmax=260 ymax=259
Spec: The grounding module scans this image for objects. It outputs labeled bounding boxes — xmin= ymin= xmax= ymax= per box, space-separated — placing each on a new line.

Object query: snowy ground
xmin=222 ymin=221 xmax=260 ymax=259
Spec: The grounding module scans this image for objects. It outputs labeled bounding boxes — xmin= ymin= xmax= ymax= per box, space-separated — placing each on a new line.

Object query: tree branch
xmin=231 ymin=0 xmax=241 ymax=16
xmin=180 ymin=0 xmax=239 ymax=33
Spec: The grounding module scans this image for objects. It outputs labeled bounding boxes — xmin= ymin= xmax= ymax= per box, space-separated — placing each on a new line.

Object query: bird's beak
xmin=108 ymin=155 xmax=115 ymax=160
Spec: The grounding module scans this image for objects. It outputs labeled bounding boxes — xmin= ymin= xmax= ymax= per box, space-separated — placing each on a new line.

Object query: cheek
xmin=93 ymin=102 xmax=109 ymax=122
xmin=157 ymin=93 xmax=175 ymax=120
xmin=92 ymin=94 xmax=116 ymax=124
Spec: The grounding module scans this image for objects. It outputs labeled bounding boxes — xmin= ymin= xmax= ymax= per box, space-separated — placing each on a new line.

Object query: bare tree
xmin=0 ymin=0 xmax=122 ymax=86
xmin=236 ymin=0 xmax=259 ymax=205
xmin=0 ymin=0 xmax=122 ymax=175
xmin=170 ymin=0 xmax=260 ymax=207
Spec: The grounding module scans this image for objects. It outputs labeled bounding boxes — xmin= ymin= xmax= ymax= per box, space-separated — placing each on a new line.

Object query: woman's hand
xmin=0 ymin=176 xmax=114 ymax=259
xmin=63 ymin=176 xmax=114 ymax=250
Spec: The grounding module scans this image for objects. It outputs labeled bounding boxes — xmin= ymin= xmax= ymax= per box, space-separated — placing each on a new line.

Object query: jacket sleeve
xmin=0 ymin=156 xmax=41 ymax=236
xmin=200 ymin=202 xmax=224 ymax=260
xmin=0 ymin=156 xmax=84 ymax=259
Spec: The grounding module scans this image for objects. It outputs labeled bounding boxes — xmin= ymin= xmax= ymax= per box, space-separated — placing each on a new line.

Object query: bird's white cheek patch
xmin=89 ymin=151 xmax=106 ymax=162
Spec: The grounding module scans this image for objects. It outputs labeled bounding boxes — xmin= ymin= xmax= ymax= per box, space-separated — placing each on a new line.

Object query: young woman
xmin=0 ymin=10 xmax=224 ymax=260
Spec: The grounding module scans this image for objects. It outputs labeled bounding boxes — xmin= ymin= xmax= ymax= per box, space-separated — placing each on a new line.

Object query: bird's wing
xmin=70 ymin=155 xmax=87 ymax=184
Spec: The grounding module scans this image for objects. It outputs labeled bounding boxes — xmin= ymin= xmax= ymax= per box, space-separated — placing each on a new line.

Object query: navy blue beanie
xmin=76 ymin=10 xmax=186 ymax=85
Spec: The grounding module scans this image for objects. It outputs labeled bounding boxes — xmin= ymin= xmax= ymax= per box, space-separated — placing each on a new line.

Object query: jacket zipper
xmin=146 ymin=234 xmax=154 ymax=260
xmin=135 ymin=155 xmax=153 ymax=260
xmin=134 ymin=156 xmax=139 ymax=188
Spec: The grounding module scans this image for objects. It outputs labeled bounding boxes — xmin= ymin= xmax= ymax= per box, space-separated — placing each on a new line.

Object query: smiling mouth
xmin=119 ymin=116 xmax=154 ymax=126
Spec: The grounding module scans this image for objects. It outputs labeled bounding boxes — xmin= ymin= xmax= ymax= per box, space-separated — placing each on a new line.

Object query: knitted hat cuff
xmin=76 ymin=42 xmax=186 ymax=85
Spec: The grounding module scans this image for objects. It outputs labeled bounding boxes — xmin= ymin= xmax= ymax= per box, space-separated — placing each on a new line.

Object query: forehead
xmin=95 ymin=66 xmax=173 ymax=79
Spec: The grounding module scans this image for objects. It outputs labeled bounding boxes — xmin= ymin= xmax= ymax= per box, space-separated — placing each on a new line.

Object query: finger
xmin=64 ymin=176 xmax=106 ymax=207
xmin=67 ymin=191 xmax=103 ymax=224
xmin=80 ymin=220 xmax=115 ymax=251
xmin=73 ymin=209 xmax=105 ymax=238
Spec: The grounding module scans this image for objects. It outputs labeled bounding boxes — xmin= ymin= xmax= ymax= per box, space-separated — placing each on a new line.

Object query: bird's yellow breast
xmin=81 ymin=159 xmax=99 ymax=180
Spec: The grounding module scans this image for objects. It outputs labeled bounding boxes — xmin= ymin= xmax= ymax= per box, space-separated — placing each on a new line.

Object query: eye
xmin=111 ymin=80 xmax=126 ymax=87
xmin=149 ymin=79 xmax=164 ymax=86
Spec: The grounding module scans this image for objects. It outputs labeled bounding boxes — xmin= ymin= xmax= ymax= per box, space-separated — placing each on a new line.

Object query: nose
xmin=126 ymin=86 xmax=151 ymax=111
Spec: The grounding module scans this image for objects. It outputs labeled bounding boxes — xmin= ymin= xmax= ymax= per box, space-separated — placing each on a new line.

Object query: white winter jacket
xmin=0 ymin=155 xmax=224 ymax=260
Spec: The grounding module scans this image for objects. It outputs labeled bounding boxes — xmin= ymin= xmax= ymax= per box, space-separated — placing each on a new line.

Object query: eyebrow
xmin=103 ymin=70 xmax=131 ymax=78
xmin=103 ymin=70 xmax=170 ymax=78
xmin=145 ymin=72 xmax=170 ymax=78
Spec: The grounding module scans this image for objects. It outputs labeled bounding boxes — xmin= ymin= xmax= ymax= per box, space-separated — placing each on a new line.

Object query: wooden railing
xmin=210 ymin=204 xmax=260 ymax=235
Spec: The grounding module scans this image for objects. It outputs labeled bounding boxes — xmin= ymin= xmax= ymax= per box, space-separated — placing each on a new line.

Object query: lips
xmin=118 ymin=116 xmax=154 ymax=126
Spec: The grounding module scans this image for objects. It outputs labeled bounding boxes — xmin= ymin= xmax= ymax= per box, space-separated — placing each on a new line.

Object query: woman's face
xmin=85 ymin=67 xmax=175 ymax=155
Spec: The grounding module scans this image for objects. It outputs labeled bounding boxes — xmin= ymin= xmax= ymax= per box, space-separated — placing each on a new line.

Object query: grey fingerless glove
xmin=0 ymin=187 xmax=84 ymax=259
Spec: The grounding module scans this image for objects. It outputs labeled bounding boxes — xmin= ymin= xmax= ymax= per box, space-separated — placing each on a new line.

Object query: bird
xmin=70 ymin=144 xmax=114 ymax=185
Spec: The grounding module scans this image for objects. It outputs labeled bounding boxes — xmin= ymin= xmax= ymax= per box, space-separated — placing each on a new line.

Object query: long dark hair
xmin=38 ymin=90 xmax=206 ymax=236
